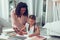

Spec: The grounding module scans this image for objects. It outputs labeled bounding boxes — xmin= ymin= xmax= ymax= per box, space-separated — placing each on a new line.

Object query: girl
xmin=15 ymin=15 xmax=45 ymax=40
xmin=20 ymin=15 xmax=40 ymax=37
xmin=26 ymin=15 xmax=40 ymax=37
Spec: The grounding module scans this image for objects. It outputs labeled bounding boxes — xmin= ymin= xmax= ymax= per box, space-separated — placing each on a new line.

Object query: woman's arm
xmin=11 ymin=9 xmax=28 ymax=35
xmin=11 ymin=9 xmax=21 ymax=33
xmin=11 ymin=9 xmax=17 ymax=27
xmin=29 ymin=26 xmax=40 ymax=37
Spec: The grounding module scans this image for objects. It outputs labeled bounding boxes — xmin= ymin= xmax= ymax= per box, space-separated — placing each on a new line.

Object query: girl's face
xmin=28 ymin=18 xmax=35 ymax=26
xmin=20 ymin=8 xmax=26 ymax=15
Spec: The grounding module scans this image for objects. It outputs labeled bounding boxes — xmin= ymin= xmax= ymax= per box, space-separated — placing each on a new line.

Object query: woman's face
xmin=28 ymin=18 xmax=35 ymax=26
xmin=20 ymin=8 xmax=26 ymax=15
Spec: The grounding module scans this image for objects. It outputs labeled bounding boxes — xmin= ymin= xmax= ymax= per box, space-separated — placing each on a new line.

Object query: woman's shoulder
xmin=11 ymin=8 xmax=16 ymax=15
xmin=11 ymin=8 xmax=17 ymax=18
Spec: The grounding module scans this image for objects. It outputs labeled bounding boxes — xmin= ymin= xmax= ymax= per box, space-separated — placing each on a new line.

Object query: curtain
xmin=45 ymin=0 xmax=60 ymax=24
xmin=53 ymin=1 xmax=60 ymax=21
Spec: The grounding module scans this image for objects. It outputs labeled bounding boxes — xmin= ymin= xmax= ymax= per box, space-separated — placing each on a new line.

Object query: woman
xmin=10 ymin=2 xmax=45 ymax=40
xmin=11 ymin=2 xmax=28 ymax=35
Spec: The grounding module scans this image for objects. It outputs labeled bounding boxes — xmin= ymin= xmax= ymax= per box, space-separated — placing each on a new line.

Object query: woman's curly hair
xmin=15 ymin=2 xmax=28 ymax=17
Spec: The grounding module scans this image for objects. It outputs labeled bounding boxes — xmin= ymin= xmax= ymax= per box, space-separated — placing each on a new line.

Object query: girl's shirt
xmin=25 ymin=23 xmax=37 ymax=35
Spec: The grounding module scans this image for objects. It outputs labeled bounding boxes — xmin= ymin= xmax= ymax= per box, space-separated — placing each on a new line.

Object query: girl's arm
xmin=20 ymin=25 xmax=27 ymax=34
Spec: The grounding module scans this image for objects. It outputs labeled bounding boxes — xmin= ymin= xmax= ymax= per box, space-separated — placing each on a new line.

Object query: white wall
xmin=0 ymin=0 xmax=2 ymax=17
xmin=0 ymin=0 xmax=9 ymax=22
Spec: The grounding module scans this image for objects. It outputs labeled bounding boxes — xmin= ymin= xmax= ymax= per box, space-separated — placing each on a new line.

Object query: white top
xmin=25 ymin=23 xmax=35 ymax=35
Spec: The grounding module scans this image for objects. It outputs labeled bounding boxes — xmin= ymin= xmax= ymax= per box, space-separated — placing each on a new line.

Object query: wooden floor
xmin=1 ymin=27 xmax=60 ymax=40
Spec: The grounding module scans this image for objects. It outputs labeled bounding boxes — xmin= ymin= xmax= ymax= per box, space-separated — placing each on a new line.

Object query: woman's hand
xmin=13 ymin=27 xmax=23 ymax=35
xmin=13 ymin=27 xmax=20 ymax=33
xmin=13 ymin=25 xmax=27 ymax=35
xmin=17 ymin=30 xmax=27 ymax=35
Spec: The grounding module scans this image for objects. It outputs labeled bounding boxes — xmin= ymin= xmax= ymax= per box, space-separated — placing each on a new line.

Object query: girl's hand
xmin=20 ymin=25 xmax=26 ymax=31
xmin=29 ymin=34 xmax=34 ymax=37
xmin=22 ymin=31 xmax=27 ymax=34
